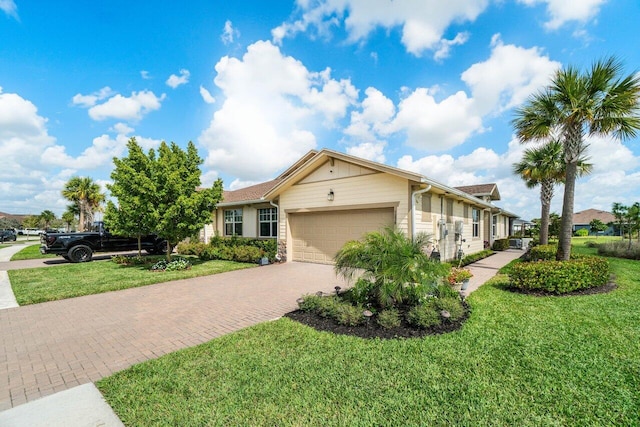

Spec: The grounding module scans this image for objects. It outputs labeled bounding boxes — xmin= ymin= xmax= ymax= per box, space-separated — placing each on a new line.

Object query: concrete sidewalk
xmin=462 ymin=249 xmax=523 ymax=295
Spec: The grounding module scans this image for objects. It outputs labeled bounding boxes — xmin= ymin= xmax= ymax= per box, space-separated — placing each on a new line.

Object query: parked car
xmin=0 ymin=229 xmax=17 ymax=242
xmin=17 ymin=228 xmax=45 ymax=236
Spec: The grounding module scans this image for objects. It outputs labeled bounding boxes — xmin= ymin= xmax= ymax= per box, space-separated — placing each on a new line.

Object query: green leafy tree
xmin=513 ymin=57 xmax=640 ymax=260
xmin=153 ymin=141 xmax=223 ymax=260
xmin=62 ymin=176 xmax=105 ymax=231
xmin=611 ymin=202 xmax=628 ymax=237
xmin=589 ymin=219 xmax=607 ymax=237
xmin=513 ymin=140 xmax=591 ymax=245
xmin=104 ymin=138 xmax=161 ymax=257
xmin=627 ymin=203 xmax=640 ymax=244
xmin=39 ymin=210 xmax=56 ymax=229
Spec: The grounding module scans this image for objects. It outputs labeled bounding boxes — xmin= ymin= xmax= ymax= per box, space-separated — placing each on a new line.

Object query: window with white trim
xmin=258 ymin=207 xmax=277 ymax=238
xmin=224 ymin=209 xmax=243 ymax=236
xmin=472 ymin=208 xmax=480 ymax=238
xmin=492 ymin=215 xmax=497 ymax=237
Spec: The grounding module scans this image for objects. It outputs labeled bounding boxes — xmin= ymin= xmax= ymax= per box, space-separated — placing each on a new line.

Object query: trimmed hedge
xmin=529 ymin=244 xmax=558 ymax=261
xmin=492 ymin=238 xmax=510 ymax=251
xmin=508 ymin=256 xmax=610 ymax=294
xmin=459 ymin=249 xmax=494 ymax=266
xmin=177 ymin=236 xmax=277 ymax=264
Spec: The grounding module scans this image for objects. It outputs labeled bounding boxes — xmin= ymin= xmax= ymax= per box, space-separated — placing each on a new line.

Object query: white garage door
xmin=290 ymin=208 xmax=395 ymax=264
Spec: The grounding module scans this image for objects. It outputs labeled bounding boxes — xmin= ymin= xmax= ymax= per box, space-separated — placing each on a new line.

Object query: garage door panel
xmin=290 ymin=208 xmax=394 ymax=264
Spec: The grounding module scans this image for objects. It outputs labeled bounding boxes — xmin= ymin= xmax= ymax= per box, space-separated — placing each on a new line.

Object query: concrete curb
xmin=0 ymin=383 xmax=124 ymax=426
xmin=0 ymin=271 xmax=18 ymax=309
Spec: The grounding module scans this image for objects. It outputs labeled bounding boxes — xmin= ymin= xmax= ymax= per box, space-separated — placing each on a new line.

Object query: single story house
xmin=572 ymin=208 xmax=616 ymax=236
xmin=202 ymin=149 xmax=519 ymax=264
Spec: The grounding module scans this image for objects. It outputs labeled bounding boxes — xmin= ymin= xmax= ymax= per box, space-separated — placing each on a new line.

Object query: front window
xmin=472 ymin=208 xmax=480 ymax=238
xmin=258 ymin=207 xmax=277 ymax=238
xmin=492 ymin=215 xmax=497 ymax=237
xmin=224 ymin=209 xmax=243 ymax=236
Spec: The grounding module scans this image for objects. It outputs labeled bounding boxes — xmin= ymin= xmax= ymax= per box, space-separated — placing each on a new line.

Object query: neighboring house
xmin=572 ymin=209 xmax=616 ymax=236
xmin=204 ymin=149 xmax=519 ymax=264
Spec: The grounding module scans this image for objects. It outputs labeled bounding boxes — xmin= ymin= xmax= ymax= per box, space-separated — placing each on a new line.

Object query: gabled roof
xmin=573 ymin=208 xmax=615 ymax=225
xmin=218 ymin=179 xmax=281 ymax=206
xmin=263 ymin=148 xmax=427 ymax=199
xmin=218 ymin=148 xmax=518 ymax=218
xmin=455 ymin=183 xmax=500 ymax=201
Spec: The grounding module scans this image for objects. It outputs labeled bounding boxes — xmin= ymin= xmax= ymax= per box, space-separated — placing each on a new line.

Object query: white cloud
xmin=87 ymin=90 xmax=166 ymax=121
xmin=518 ymin=0 xmax=606 ymax=30
xmin=199 ymin=40 xmax=357 ymax=180
xmin=140 ymin=70 xmax=151 ymax=79
xmin=221 ymin=20 xmax=240 ymax=45
xmin=42 ymin=126 xmax=161 ymax=170
xmin=391 ymin=88 xmax=484 ymax=150
xmin=346 ymin=142 xmax=386 ymax=163
xmin=165 ymin=69 xmax=191 ymax=89
xmin=434 ymin=32 xmax=470 ymax=61
xmin=0 ymin=0 xmax=18 ymax=20
xmin=71 ymin=87 xmax=114 ymax=107
xmin=199 ymin=86 xmax=216 ymax=104
xmin=272 ymin=0 xmax=487 ymax=57
xmin=461 ymin=35 xmax=560 ymax=114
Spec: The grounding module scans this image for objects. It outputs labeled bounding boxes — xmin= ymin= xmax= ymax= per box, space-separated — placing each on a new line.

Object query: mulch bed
xmin=285 ymin=303 xmax=470 ymax=340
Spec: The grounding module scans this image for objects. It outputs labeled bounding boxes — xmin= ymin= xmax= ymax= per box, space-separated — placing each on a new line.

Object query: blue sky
xmin=1 ymin=0 xmax=639 ymax=221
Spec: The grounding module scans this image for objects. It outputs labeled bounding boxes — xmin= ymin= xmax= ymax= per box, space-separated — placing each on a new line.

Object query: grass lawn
xmin=8 ymin=258 xmax=254 ymax=305
xmin=10 ymin=243 xmax=56 ymax=261
xmin=97 ymin=246 xmax=640 ymax=426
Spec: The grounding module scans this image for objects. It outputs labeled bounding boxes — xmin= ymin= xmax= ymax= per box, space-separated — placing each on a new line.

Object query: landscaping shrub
xmin=575 ymin=228 xmax=589 ymax=237
xmin=334 ymin=227 xmax=448 ymax=310
xmin=406 ymin=304 xmax=441 ymax=329
xmin=598 ymin=240 xmax=640 ymax=260
xmin=150 ymin=257 xmax=192 ymax=272
xmin=111 ymin=255 xmax=151 ymax=266
xmin=434 ymin=297 xmax=466 ymax=321
xmin=298 ymin=295 xmax=364 ymax=326
xmin=508 ymin=256 xmax=609 ymax=294
xmin=178 ymin=236 xmax=275 ymax=263
xmin=334 ymin=303 xmax=365 ymax=326
xmin=458 ymin=249 xmax=494 ymax=266
xmin=529 ymin=244 xmax=558 ymax=261
xmin=377 ymin=309 xmax=401 ymax=329
xmin=492 ymin=238 xmax=510 ymax=251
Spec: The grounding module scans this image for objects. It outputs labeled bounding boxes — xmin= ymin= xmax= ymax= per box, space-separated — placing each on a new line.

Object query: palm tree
xmin=61 ymin=208 xmax=76 ymax=232
xmin=61 ymin=176 xmax=105 ymax=231
xmin=39 ymin=210 xmax=56 ymax=230
xmin=513 ymin=140 xmax=592 ymax=245
xmin=513 ymin=57 xmax=640 ymax=260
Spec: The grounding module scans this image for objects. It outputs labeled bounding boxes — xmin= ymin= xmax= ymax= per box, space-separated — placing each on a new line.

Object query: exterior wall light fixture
xmin=327 ymin=189 xmax=334 ymax=201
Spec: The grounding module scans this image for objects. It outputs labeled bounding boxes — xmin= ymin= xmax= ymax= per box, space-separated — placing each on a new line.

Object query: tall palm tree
xmin=513 ymin=140 xmax=592 ymax=245
xmin=61 ymin=176 xmax=105 ymax=231
xmin=513 ymin=57 xmax=640 ymax=260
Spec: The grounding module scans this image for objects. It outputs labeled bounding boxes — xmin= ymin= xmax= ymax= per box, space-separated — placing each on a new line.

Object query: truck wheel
xmin=69 ymin=245 xmax=93 ymax=263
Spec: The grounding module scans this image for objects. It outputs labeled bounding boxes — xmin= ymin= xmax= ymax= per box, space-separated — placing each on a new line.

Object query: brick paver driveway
xmin=0 ymin=262 xmax=346 ymax=410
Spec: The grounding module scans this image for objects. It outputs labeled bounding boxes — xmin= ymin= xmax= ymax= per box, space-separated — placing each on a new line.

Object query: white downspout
xmin=411 ymin=185 xmax=432 ymax=241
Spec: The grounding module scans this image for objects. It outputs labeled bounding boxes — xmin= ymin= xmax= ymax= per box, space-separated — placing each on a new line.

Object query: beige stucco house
xmin=202 ymin=149 xmax=518 ymax=263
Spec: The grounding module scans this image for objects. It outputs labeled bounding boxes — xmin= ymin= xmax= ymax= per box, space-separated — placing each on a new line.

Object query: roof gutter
xmin=411 ymin=185 xmax=432 ymax=242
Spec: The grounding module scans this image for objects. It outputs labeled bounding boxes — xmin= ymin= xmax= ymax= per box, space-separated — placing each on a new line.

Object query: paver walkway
xmin=0 ymin=262 xmax=347 ymax=410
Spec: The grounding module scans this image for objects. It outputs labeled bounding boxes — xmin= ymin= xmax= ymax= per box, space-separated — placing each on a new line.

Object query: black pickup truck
xmin=40 ymin=222 xmax=167 ymax=262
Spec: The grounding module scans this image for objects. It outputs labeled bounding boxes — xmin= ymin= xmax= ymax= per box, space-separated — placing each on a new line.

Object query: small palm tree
xmin=513 ymin=57 xmax=640 ymax=260
xmin=513 ymin=140 xmax=591 ymax=245
xmin=39 ymin=210 xmax=56 ymax=230
xmin=334 ymin=227 xmax=447 ymax=309
xmin=62 ymin=177 xmax=105 ymax=231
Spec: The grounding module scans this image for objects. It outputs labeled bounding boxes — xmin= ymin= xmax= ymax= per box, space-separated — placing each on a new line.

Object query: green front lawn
xmin=9 ymin=258 xmax=254 ymax=305
xmin=10 ymin=243 xmax=56 ymax=261
xmin=98 ymin=247 xmax=640 ymax=426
